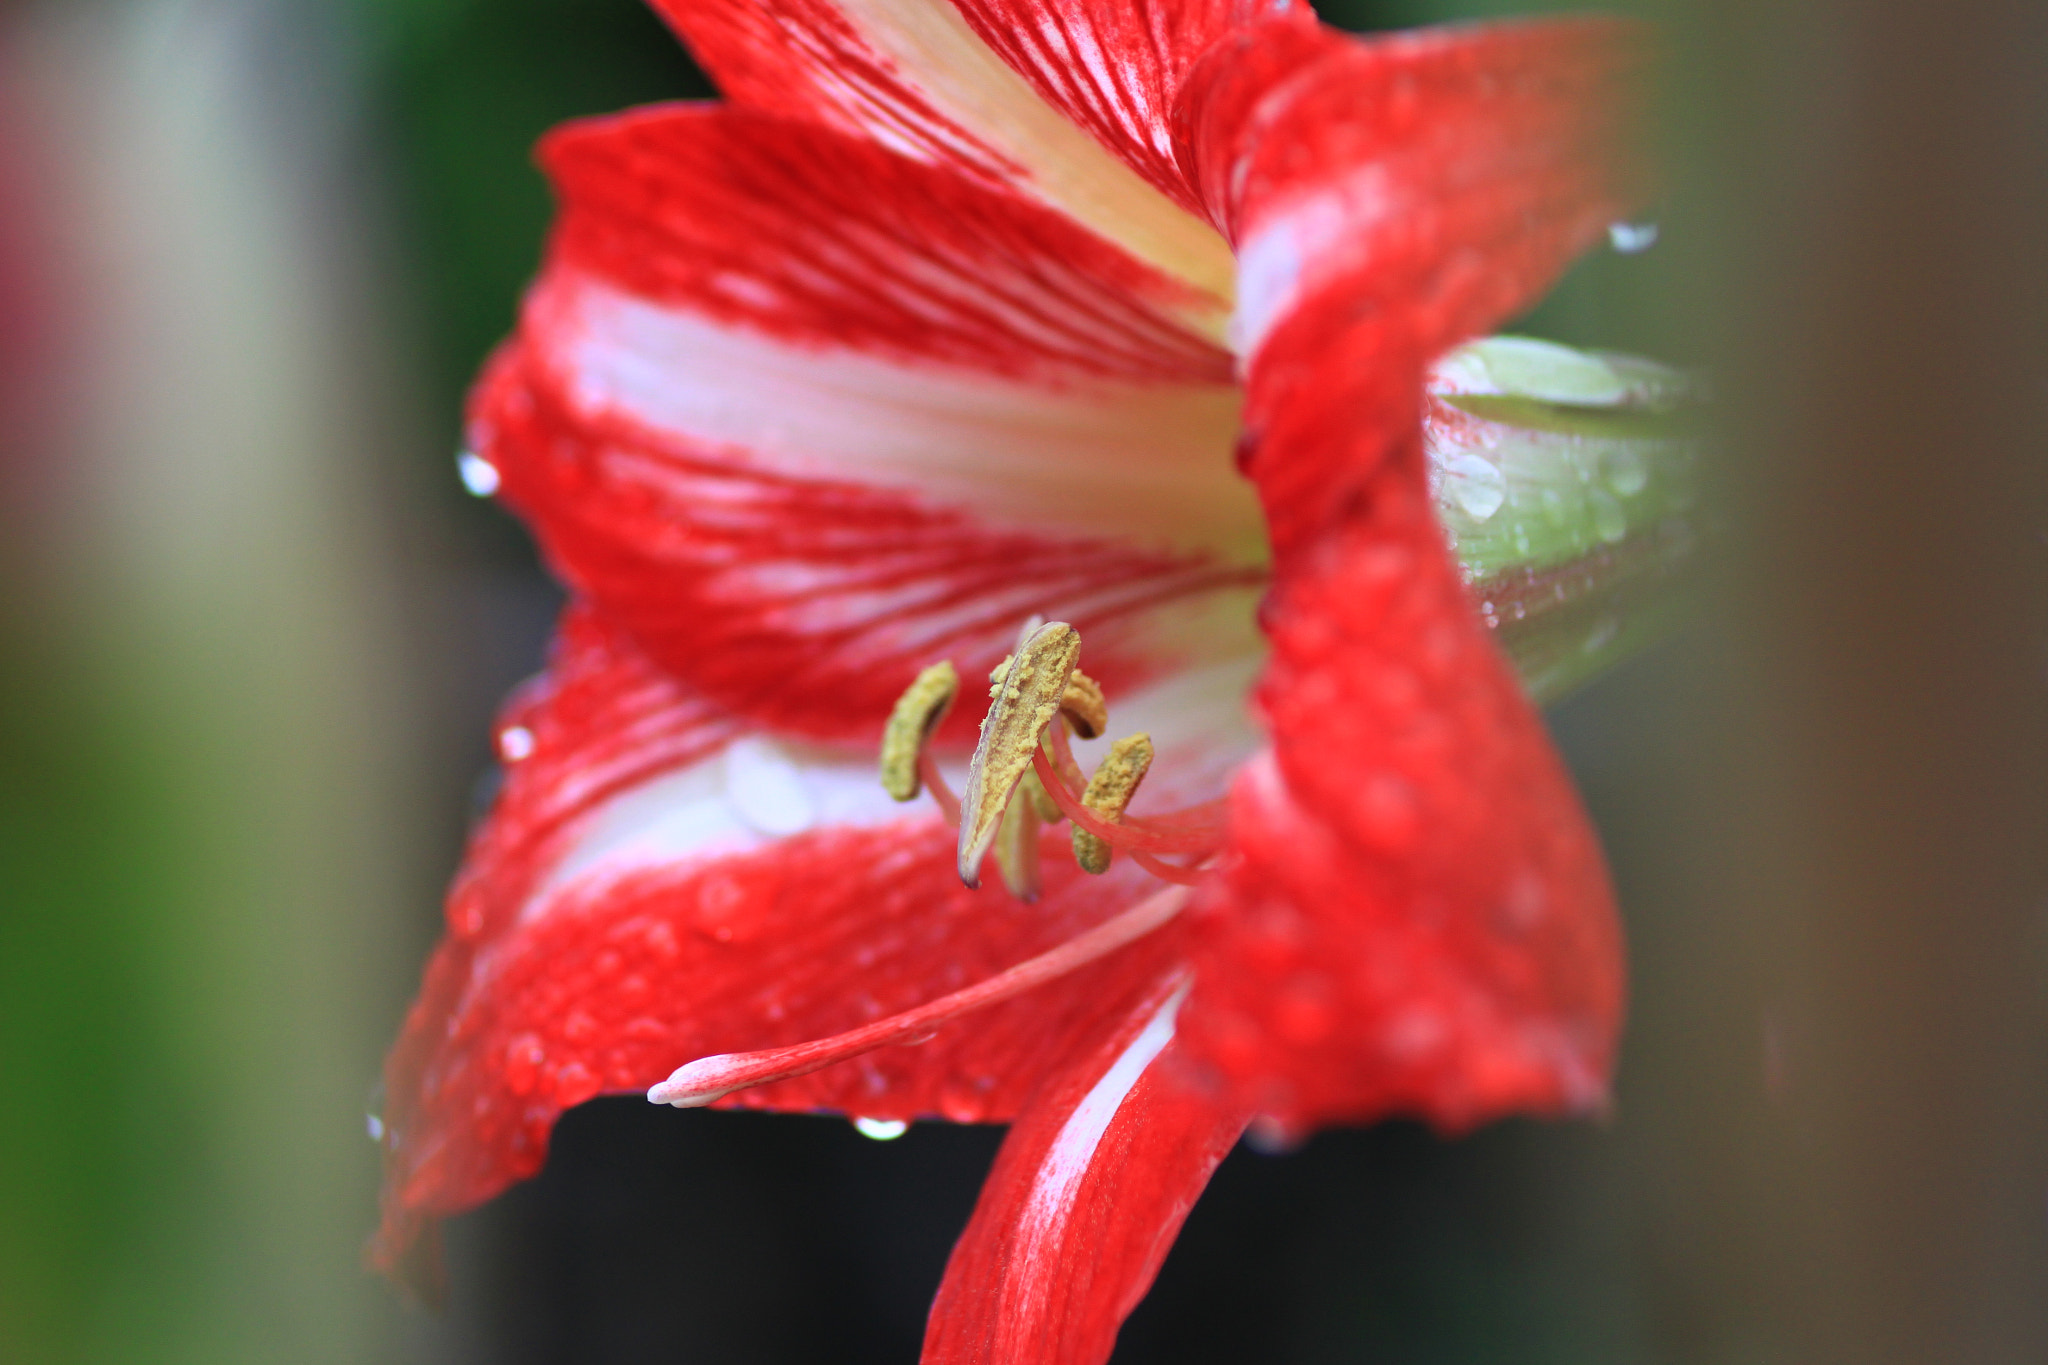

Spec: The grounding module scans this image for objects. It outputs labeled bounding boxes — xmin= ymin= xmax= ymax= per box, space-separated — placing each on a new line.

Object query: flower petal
xmin=940 ymin=0 xmax=1314 ymax=212
xmin=1182 ymin=477 xmax=1626 ymax=1134
xmin=477 ymin=108 xmax=1266 ymax=740
xmin=538 ymin=105 xmax=1228 ymax=384
xmin=1169 ymin=19 xmax=1640 ymax=1132
xmin=923 ymin=979 xmax=1248 ymax=1365
xmin=1182 ymin=16 xmax=1648 ymax=363
xmin=372 ymin=608 xmax=1236 ymax=1273
xmin=644 ymin=0 xmax=1235 ymax=303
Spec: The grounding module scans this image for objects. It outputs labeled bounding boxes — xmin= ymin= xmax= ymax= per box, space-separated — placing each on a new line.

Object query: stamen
xmin=957 ymin=622 xmax=1081 ymax=886
xmin=879 ymin=661 xmax=960 ymax=801
xmin=990 ymin=656 xmax=1107 ymax=739
xmin=647 ymin=885 xmax=1191 ymax=1108
xmin=1058 ymin=670 xmax=1108 ymax=739
xmin=1030 ymin=746 xmax=1223 ymax=857
xmin=917 ymin=751 xmax=961 ymax=826
xmin=1072 ymin=734 xmax=1155 ymax=874
xmin=1130 ymin=850 xmax=1208 ymax=886
xmin=992 ymin=783 xmax=1043 ymax=901
xmin=1021 ymin=762 xmax=1063 ymax=823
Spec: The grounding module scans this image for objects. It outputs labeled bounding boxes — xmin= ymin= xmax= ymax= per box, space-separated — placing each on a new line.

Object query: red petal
xmin=371 ymin=609 xmax=1190 ymax=1272
xmin=538 ymin=105 xmax=1227 ymax=383
xmin=476 ymin=109 xmax=1264 ymax=741
xmin=1181 ymin=17 xmax=1649 ymax=346
xmin=642 ymin=0 xmax=1236 ymax=297
xmin=1165 ymin=19 xmax=1637 ymax=1132
xmin=1181 ymin=472 xmax=1626 ymax=1134
xmin=942 ymin=0 xmax=1316 ymax=213
xmin=924 ymin=980 xmax=1248 ymax=1365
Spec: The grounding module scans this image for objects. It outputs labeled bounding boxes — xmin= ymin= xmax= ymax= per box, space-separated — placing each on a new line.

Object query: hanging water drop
xmin=853 ymin=1116 xmax=909 ymax=1141
xmin=1608 ymin=221 xmax=1659 ymax=254
xmin=498 ymin=725 xmax=535 ymax=763
xmin=457 ymin=450 xmax=501 ymax=497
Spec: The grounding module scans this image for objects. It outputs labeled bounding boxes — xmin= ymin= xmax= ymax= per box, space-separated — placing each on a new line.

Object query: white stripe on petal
xmin=549 ymin=277 xmax=1264 ymax=565
xmin=828 ymin=0 xmax=1234 ymax=314
xmin=1021 ymin=980 xmax=1189 ymax=1251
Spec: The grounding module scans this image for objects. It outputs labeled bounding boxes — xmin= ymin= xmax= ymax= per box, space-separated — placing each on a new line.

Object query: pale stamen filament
xmin=646 ymin=885 xmax=1191 ymax=1108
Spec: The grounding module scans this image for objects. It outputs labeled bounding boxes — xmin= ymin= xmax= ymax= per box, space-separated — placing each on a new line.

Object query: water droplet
xmin=1590 ymin=490 xmax=1629 ymax=544
xmin=1608 ymin=220 xmax=1659 ymax=254
xmin=853 ymin=1116 xmax=909 ymax=1141
xmin=1442 ymin=453 xmax=1507 ymax=520
xmin=551 ymin=1062 xmax=600 ymax=1107
xmin=457 ymin=450 xmax=501 ymax=497
xmin=365 ymin=1113 xmax=386 ymax=1143
xmin=497 ymin=725 xmax=535 ymax=763
xmin=1244 ymin=1116 xmax=1305 ymax=1155
xmin=1602 ymin=446 xmax=1649 ymax=498
xmin=502 ymin=1033 xmax=545 ymax=1096
xmin=724 ymin=737 xmax=815 ymax=836
xmin=939 ymin=1081 xmax=989 ymax=1123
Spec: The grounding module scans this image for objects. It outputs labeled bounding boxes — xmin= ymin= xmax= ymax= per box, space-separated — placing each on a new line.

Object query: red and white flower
xmin=373 ymin=2 xmax=1664 ymax=1358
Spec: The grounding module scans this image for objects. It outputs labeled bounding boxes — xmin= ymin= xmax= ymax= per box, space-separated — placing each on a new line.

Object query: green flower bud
xmin=1429 ymin=336 xmax=1707 ymax=704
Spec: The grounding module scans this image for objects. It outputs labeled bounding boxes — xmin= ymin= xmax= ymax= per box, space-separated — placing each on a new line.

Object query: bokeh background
xmin=1 ymin=0 xmax=2041 ymax=1362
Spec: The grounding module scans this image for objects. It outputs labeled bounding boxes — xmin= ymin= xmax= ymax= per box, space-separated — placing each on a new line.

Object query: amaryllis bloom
xmin=375 ymin=1 xmax=1687 ymax=1357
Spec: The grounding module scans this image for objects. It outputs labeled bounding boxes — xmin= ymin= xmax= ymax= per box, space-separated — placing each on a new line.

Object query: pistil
xmin=647 ymin=885 xmax=1190 ymax=1108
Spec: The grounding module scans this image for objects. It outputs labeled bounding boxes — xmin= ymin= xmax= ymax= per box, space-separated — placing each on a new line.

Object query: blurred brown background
xmin=0 ymin=0 xmax=2040 ymax=1362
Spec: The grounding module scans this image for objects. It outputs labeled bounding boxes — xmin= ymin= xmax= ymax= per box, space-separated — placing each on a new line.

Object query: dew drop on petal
xmin=1443 ymin=453 xmax=1507 ymax=520
xmin=853 ymin=1116 xmax=909 ymax=1141
xmin=502 ymin=1033 xmax=545 ymax=1096
xmin=1603 ymin=445 xmax=1650 ymax=499
xmin=457 ymin=450 xmax=501 ymax=497
xmin=939 ymin=1080 xmax=989 ymax=1124
xmin=1244 ymin=1116 xmax=1305 ymax=1155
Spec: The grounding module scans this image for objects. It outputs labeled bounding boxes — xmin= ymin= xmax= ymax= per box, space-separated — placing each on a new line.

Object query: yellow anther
xmin=992 ymin=784 xmax=1043 ymax=901
xmin=879 ymin=661 xmax=959 ymax=801
xmin=1072 ymin=733 xmax=1154 ymax=875
xmin=1059 ymin=669 xmax=1108 ymax=740
xmin=990 ymin=656 xmax=1104 ymax=738
xmin=957 ymin=621 xmax=1081 ymax=887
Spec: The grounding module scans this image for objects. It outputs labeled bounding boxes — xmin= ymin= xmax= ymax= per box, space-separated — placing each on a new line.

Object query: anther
xmin=879 ymin=661 xmax=959 ymax=801
xmin=990 ymin=656 xmax=1106 ymax=739
xmin=957 ymin=621 xmax=1081 ymax=886
xmin=1072 ymin=733 xmax=1155 ymax=874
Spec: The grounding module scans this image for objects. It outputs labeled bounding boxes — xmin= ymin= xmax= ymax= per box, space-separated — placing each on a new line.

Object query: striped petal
xmin=1183 ymin=16 xmax=1650 ymax=554
xmin=645 ymin=0 xmax=1237 ymax=304
xmin=479 ymin=107 xmax=1266 ymax=740
xmin=1169 ymin=19 xmax=1642 ymax=1131
xmin=372 ymin=606 xmax=1258 ymax=1273
xmin=923 ymin=979 xmax=1248 ymax=1365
